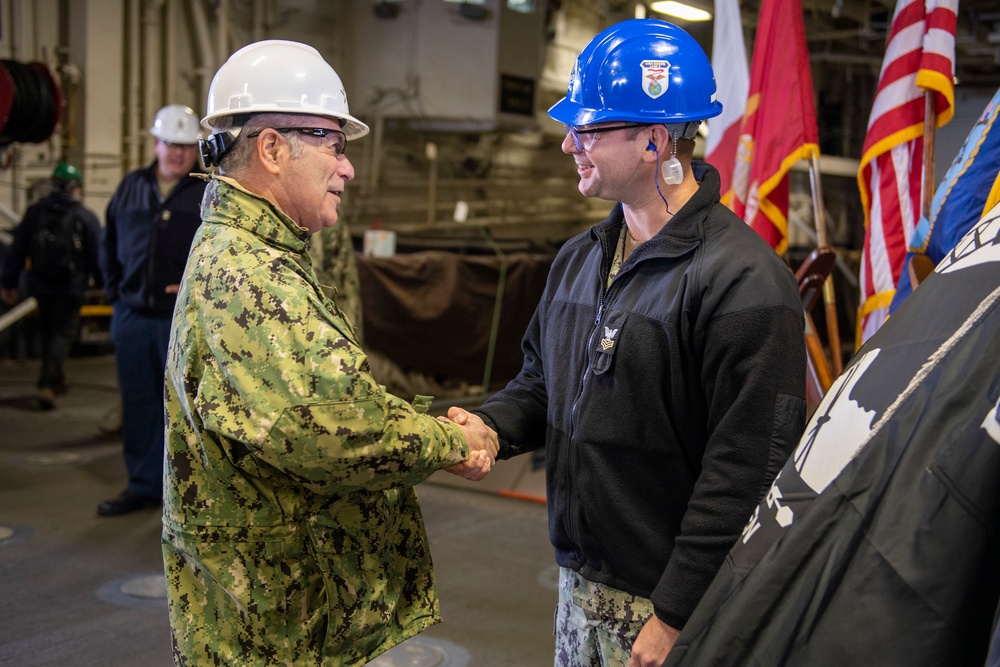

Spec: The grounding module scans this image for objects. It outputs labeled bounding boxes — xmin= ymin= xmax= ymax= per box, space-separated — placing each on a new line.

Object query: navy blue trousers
xmin=111 ymin=304 xmax=172 ymax=500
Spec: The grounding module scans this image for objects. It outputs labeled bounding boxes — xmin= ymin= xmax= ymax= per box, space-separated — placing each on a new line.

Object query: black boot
xmin=97 ymin=490 xmax=161 ymax=517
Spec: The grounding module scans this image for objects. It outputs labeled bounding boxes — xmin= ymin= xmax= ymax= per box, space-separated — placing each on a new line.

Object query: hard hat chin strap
xmin=200 ymin=130 xmax=240 ymax=167
xmin=665 ymin=121 xmax=700 ymax=140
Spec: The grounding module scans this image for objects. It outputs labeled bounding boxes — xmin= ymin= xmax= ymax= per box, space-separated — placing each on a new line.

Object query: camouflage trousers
xmin=554 ymin=567 xmax=655 ymax=666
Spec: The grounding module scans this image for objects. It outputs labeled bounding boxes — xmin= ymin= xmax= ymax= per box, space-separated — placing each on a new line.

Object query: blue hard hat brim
xmin=548 ymin=97 xmax=601 ymax=126
xmin=548 ymin=96 xmax=723 ymax=126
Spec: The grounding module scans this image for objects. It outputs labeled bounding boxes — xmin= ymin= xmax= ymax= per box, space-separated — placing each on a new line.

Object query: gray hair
xmin=216 ymin=113 xmax=307 ymax=177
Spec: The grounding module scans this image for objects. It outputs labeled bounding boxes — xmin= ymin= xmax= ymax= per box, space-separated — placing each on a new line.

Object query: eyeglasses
xmin=245 ymin=127 xmax=348 ymax=158
xmin=160 ymin=141 xmax=198 ymax=149
xmin=564 ymin=123 xmax=649 ymax=152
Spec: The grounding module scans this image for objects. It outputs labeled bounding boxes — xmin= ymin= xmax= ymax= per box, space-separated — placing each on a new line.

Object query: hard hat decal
xmin=640 ymin=60 xmax=669 ymax=100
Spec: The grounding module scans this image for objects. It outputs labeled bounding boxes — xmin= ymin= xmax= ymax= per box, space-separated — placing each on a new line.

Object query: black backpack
xmin=30 ymin=202 xmax=83 ymax=282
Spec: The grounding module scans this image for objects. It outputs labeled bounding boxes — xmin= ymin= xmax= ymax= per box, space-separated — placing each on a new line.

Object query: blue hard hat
xmin=549 ymin=19 xmax=722 ymax=127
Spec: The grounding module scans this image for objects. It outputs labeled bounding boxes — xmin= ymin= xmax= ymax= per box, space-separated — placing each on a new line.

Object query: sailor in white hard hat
xmin=97 ymin=101 xmax=207 ymax=518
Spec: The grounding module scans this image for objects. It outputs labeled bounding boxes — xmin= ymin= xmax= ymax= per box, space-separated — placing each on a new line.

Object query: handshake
xmin=439 ymin=407 xmax=499 ymax=482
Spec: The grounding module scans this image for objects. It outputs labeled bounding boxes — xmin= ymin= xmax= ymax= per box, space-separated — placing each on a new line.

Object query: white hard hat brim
xmin=201 ymin=108 xmax=370 ymax=140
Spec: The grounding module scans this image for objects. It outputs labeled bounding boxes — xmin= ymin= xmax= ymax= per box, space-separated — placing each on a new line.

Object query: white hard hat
xmin=201 ymin=40 xmax=369 ymax=140
xmin=150 ymin=104 xmax=203 ymax=144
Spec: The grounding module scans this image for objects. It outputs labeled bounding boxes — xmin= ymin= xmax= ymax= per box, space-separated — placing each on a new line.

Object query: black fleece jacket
xmin=474 ymin=162 xmax=806 ymax=630
xmin=101 ymin=162 xmax=206 ymax=316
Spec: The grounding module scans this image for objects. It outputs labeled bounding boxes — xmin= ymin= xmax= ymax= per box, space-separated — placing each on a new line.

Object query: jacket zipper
xmin=571 ymin=234 xmax=628 ymax=439
xmin=566 ymin=234 xmax=617 ymax=552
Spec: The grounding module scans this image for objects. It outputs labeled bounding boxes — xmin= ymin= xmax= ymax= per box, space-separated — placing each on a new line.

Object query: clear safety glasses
xmin=564 ymin=123 xmax=650 ymax=152
xmin=246 ymin=127 xmax=348 ymax=158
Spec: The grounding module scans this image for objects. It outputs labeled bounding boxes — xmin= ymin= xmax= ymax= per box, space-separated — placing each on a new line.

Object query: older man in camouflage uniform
xmin=162 ymin=40 xmax=496 ymax=666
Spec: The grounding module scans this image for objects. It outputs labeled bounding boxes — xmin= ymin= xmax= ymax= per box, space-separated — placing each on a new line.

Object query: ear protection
xmin=646 ymin=137 xmax=684 ymax=185
xmin=661 ymin=128 xmax=684 ymax=185
xmin=648 ymin=137 xmax=684 ymax=185
xmin=662 ymin=156 xmax=684 ymax=185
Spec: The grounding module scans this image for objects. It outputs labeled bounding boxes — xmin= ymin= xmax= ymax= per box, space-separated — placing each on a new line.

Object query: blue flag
xmin=890 ymin=85 xmax=1000 ymax=312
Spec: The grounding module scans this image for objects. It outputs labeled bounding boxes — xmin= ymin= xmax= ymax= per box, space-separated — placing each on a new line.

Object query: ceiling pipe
xmin=5 ymin=0 xmax=17 ymax=59
xmin=218 ymin=0 xmax=229 ymax=73
xmin=188 ymin=0 xmax=218 ymax=114
xmin=142 ymin=0 xmax=167 ymax=166
xmin=164 ymin=0 xmax=177 ymax=103
xmin=125 ymin=0 xmax=141 ymax=169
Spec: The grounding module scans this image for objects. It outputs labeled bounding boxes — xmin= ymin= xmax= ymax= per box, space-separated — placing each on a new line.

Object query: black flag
xmin=667 ymin=204 xmax=1000 ymax=666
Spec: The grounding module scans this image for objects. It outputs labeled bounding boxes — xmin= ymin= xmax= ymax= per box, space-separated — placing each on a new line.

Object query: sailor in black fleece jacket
xmin=444 ymin=19 xmax=806 ymax=667
xmin=97 ymin=104 xmax=206 ymax=518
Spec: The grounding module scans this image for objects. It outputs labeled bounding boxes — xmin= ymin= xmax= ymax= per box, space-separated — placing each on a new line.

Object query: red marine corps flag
xmin=730 ymin=0 xmax=819 ymax=255
xmin=856 ymin=0 xmax=957 ymax=345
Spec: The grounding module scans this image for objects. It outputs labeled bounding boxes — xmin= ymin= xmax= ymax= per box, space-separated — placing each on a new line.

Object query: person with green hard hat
xmin=1 ymin=162 xmax=102 ymax=409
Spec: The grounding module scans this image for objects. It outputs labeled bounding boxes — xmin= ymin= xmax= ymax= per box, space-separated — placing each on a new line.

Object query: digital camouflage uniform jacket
xmin=162 ymin=176 xmax=470 ymax=667
xmin=310 ymin=222 xmax=364 ymax=343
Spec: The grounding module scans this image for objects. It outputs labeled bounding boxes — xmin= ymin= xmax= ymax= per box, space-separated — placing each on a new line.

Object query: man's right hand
xmin=441 ymin=407 xmax=500 ymax=481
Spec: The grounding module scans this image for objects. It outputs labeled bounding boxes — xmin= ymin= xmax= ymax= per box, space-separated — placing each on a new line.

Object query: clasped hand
xmin=439 ymin=407 xmax=499 ymax=481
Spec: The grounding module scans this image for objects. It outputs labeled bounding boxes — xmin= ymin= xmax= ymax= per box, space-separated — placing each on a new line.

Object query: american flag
xmin=856 ymin=0 xmax=957 ymax=345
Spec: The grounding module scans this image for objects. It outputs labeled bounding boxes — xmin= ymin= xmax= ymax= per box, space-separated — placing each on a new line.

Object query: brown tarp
xmin=357 ymin=251 xmax=553 ymax=389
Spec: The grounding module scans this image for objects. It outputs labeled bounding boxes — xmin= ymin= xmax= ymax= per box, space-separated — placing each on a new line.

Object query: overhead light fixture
xmin=649 ymin=1 xmax=712 ymax=22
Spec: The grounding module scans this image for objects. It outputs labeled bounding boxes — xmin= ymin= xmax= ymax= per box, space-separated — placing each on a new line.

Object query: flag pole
xmin=923 ymin=92 xmax=937 ymax=218
xmin=808 ymin=153 xmax=843 ymax=376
